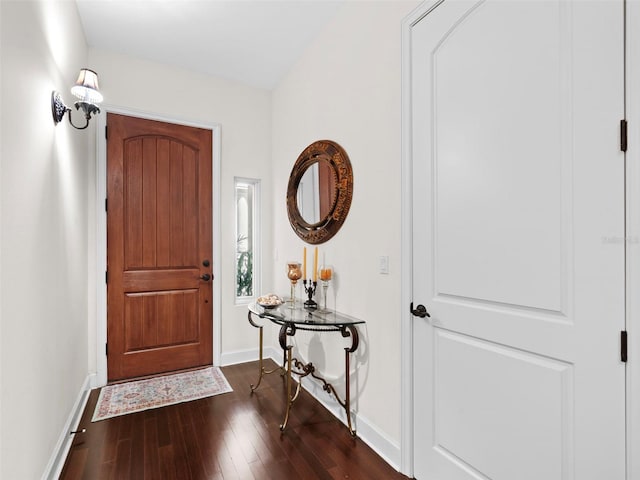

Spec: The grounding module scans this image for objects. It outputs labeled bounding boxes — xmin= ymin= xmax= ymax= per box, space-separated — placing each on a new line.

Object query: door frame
xmin=400 ymin=0 xmax=637 ymax=477
xmin=93 ymin=106 xmax=222 ymax=387
xmin=400 ymin=4 xmax=440 ymax=476
xmin=626 ymin=2 xmax=639 ymax=478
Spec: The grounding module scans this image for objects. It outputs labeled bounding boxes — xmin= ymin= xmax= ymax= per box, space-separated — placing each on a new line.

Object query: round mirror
xmin=287 ymin=140 xmax=353 ymax=244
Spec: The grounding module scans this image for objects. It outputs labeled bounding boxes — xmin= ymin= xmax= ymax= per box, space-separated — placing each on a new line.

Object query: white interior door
xmin=410 ymin=1 xmax=626 ymax=479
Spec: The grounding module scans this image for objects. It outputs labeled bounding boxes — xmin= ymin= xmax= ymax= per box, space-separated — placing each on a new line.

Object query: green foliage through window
xmin=236 ymin=235 xmax=253 ymax=297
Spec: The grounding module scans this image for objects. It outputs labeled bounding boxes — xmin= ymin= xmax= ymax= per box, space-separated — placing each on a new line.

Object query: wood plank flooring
xmin=60 ymin=360 xmax=410 ymax=479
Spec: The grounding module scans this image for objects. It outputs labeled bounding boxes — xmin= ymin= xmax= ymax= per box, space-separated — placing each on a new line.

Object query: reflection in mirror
xmin=297 ymin=160 xmax=337 ymax=225
xmin=297 ymin=162 xmax=320 ymax=224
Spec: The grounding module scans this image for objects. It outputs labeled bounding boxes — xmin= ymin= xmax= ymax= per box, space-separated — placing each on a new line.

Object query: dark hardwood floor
xmin=60 ymin=360 xmax=410 ymax=479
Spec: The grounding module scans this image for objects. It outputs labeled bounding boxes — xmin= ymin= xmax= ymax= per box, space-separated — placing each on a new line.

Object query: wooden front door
xmin=409 ymin=1 xmax=625 ymax=478
xmin=107 ymin=113 xmax=213 ymax=381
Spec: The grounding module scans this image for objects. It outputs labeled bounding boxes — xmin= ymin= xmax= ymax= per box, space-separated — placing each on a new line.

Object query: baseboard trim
xmin=220 ymin=346 xmax=281 ymax=367
xmin=352 ymin=411 xmax=402 ymax=471
xmin=221 ymin=350 xmax=401 ymax=470
xmin=298 ymin=374 xmax=401 ymax=471
xmin=42 ymin=356 xmax=401 ymax=477
xmin=42 ymin=373 xmax=94 ymax=480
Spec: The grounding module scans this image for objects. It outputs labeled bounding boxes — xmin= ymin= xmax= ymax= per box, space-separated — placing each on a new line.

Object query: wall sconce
xmin=51 ymin=68 xmax=103 ymax=130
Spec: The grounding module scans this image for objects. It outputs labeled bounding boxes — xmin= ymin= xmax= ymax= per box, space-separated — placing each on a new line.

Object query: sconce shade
xmin=52 ymin=68 xmax=103 ymax=129
xmin=71 ymin=68 xmax=103 ymax=104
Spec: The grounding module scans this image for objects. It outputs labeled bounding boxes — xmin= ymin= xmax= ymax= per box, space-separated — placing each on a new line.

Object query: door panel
xmin=410 ymin=1 xmax=625 ymax=479
xmin=433 ymin=0 xmax=567 ymax=312
xmin=123 ymin=137 xmax=200 ymax=269
xmin=124 ymin=290 xmax=199 ymax=350
xmin=107 ymin=113 xmax=213 ymax=381
xmin=434 ymin=331 xmax=571 ymax=480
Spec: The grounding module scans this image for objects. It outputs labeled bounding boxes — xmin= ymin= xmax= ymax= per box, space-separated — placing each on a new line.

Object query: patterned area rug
xmin=92 ymin=366 xmax=232 ymax=422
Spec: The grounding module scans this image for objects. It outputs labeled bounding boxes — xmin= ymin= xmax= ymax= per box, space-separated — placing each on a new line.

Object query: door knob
xmin=200 ymin=273 xmax=211 ymax=281
xmin=410 ymin=302 xmax=430 ymax=318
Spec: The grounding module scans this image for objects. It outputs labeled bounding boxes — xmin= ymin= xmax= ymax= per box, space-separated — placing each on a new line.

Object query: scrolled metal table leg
xmin=248 ymin=311 xmax=265 ymax=392
xmin=342 ymin=325 xmax=360 ymax=437
xmin=250 ymin=325 xmax=265 ymax=392
xmin=279 ymin=323 xmax=296 ymax=432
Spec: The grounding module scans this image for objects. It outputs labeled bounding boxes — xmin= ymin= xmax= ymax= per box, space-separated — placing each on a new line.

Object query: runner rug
xmin=92 ymin=366 xmax=233 ymax=422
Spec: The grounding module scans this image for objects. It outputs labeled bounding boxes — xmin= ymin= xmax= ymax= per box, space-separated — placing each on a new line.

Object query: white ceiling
xmin=75 ymin=0 xmax=346 ymax=90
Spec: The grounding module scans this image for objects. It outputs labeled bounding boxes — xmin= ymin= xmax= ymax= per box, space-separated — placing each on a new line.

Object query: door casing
xmin=400 ymin=0 xmax=638 ymax=477
xmin=92 ymin=106 xmax=222 ymax=387
xmin=625 ymin=2 xmax=640 ymax=478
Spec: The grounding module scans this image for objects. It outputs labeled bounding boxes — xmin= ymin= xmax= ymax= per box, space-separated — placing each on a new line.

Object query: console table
xmin=247 ymin=303 xmax=364 ymax=436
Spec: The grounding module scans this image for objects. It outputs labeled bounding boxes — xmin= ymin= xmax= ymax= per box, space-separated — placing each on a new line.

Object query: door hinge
xmin=105 ymin=125 xmax=108 ymax=140
xmin=105 ymin=271 xmax=108 ymax=284
xmin=621 ymin=331 xmax=628 ymax=363
xmin=105 ymin=343 xmax=108 ymax=356
xmin=621 ymin=119 xmax=628 ymax=152
xmin=105 ymin=198 xmax=108 ymax=212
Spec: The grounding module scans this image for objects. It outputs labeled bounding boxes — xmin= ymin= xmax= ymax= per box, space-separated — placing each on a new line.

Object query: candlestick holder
xmin=318 ymin=265 xmax=333 ymax=312
xmin=303 ymin=279 xmax=318 ymax=310
xmin=286 ymin=262 xmax=302 ymax=309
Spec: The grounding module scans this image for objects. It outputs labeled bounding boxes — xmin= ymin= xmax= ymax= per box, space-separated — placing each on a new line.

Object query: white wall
xmin=272 ymin=0 xmax=419 ymax=451
xmin=0 ymin=1 xmax=419 ymax=475
xmin=87 ymin=50 xmax=274 ymax=371
xmin=0 ymin=1 xmax=90 ymax=478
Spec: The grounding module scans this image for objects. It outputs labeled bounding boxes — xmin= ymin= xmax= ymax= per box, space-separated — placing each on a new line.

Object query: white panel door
xmin=410 ymin=1 xmax=625 ymax=479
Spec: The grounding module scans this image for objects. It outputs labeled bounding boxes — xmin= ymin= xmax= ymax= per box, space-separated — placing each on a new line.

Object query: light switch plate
xmin=379 ymin=256 xmax=389 ymax=274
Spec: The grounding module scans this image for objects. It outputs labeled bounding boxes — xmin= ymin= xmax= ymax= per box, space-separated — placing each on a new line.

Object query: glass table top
xmin=248 ymin=303 xmax=365 ymax=327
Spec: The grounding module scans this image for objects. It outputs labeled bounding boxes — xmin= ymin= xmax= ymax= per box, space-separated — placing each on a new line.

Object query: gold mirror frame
xmin=287 ymin=140 xmax=353 ymax=244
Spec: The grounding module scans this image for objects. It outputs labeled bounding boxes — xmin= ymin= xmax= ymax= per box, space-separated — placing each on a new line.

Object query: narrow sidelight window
xmin=235 ymin=178 xmax=260 ymax=302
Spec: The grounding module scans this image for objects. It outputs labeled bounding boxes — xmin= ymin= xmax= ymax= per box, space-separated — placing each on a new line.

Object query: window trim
xmin=234 ymin=177 xmax=261 ymax=304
